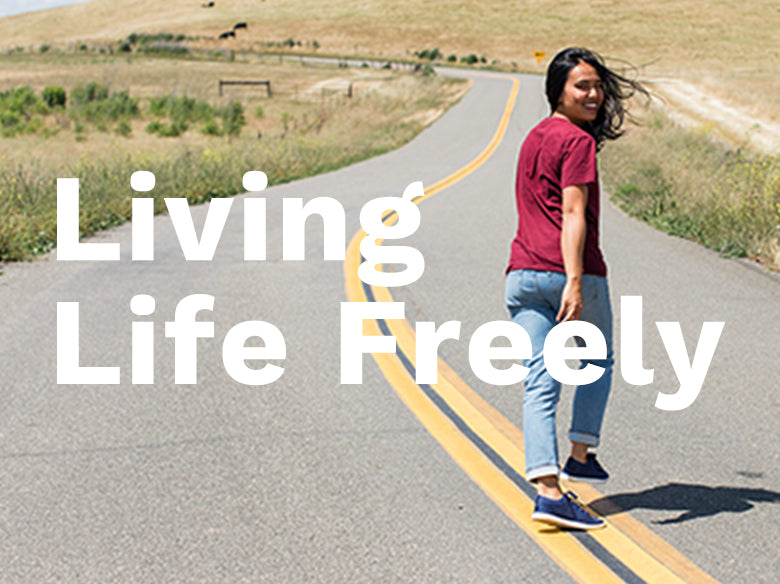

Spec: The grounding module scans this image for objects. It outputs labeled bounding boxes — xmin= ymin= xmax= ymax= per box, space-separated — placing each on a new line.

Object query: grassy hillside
xmin=0 ymin=0 xmax=777 ymax=122
xmin=1 ymin=0 xmax=777 ymax=269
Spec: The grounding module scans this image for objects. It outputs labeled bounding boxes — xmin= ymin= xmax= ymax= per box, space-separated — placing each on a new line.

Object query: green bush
xmin=42 ymin=86 xmax=67 ymax=108
xmin=145 ymin=119 xmax=187 ymax=137
xmin=1 ymin=111 xmax=21 ymax=131
xmin=0 ymin=86 xmax=51 ymax=136
xmin=218 ymin=101 xmax=246 ymax=137
xmin=146 ymin=94 xmax=216 ymax=137
xmin=0 ymin=86 xmax=44 ymax=115
xmin=201 ymin=119 xmax=221 ymax=136
xmin=119 ymin=33 xmax=189 ymax=55
xmin=116 ymin=120 xmax=132 ymax=137
xmin=69 ymin=83 xmax=140 ymax=129
xmin=149 ymin=95 xmax=214 ymax=122
xmin=139 ymin=33 xmax=174 ymax=44
xmin=416 ymin=48 xmax=441 ymax=61
xmin=71 ymin=82 xmax=109 ymax=105
xmin=460 ymin=54 xmax=479 ymax=65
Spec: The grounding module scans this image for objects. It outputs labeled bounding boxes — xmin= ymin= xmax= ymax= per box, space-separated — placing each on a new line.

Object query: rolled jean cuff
xmin=526 ymin=464 xmax=560 ymax=482
xmin=568 ymin=430 xmax=599 ymax=447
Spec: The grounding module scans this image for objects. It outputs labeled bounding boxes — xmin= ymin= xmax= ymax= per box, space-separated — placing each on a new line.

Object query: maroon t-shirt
xmin=507 ymin=116 xmax=607 ymax=277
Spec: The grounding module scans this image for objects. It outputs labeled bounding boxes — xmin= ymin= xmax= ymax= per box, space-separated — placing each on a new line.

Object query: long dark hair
xmin=545 ymin=47 xmax=649 ymax=150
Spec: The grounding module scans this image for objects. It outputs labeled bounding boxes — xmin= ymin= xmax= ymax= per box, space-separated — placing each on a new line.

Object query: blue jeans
xmin=505 ymin=269 xmax=614 ymax=482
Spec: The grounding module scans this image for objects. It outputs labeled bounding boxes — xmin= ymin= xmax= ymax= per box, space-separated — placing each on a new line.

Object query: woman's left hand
xmin=557 ymin=279 xmax=583 ymax=322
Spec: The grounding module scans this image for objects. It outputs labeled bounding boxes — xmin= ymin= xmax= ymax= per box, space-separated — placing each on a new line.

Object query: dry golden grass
xmin=0 ymin=50 xmax=470 ymax=261
xmin=1 ymin=0 xmax=777 ymax=123
xmin=0 ymin=52 xmax=468 ymax=169
xmin=601 ymin=110 xmax=780 ymax=268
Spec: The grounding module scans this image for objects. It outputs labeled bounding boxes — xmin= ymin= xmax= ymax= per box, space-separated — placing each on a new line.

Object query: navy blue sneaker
xmin=561 ymin=453 xmax=609 ymax=484
xmin=531 ymin=492 xmax=605 ymax=530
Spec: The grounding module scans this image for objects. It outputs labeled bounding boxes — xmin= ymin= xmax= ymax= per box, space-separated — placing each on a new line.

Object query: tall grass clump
xmin=69 ymin=82 xmax=140 ymax=131
xmin=145 ymin=95 xmax=245 ymax=137
xmin=0 ymin=86 xmax=50 ymax=137
xmin=146 ymin=94 xmax=215 ymax=137
xmin=601 ymin=111 xmax=780 ymax=267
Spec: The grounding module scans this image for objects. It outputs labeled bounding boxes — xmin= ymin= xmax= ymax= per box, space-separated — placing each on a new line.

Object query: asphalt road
xmin=1 ymin=69 xmax=778 ymax=583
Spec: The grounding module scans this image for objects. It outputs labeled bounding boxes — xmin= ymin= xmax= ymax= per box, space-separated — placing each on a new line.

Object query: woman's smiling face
xmin=554 ymin=61 xmax=604 ymax=126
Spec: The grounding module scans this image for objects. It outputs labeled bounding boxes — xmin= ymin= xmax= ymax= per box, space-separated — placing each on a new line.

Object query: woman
xmin=505 ymin=47 xmax=647 ymax=530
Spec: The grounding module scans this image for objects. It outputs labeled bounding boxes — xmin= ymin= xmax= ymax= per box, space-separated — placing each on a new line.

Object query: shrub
xmin=146 ymin=94 xmax=227 ymax=137
xmin=218 ymin=101 xmax=246 ymax=137
xmin=201 ymin=119 xmax=221 ymax=136
xmin=71 ymin=82 xmax=109 ymax=105
xmin=68 ymin=83 xmax=140 ymax=132
xmin=0 ymin=86 xmax=51 ymax=136
xmin=149 ymin=95 xmax=213 ymax=122
xmin=0 ymin=86 xmax=46 ymax=116
xmin=116 ymin=120 xmax=132 ymax=137
xmin=416 ymin=48 xmax=441 ymax=61
xmin=145 ymin=120 xmax=187 ymax=137
xmin=1 ymin=111 xmax=21 ymax=132
xmin=461 ymin=54 xmax=479 ymax=65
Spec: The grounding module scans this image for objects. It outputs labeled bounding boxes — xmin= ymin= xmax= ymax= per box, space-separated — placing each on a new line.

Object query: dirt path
xmin=650 ymin=78 xmax=780 ymax=154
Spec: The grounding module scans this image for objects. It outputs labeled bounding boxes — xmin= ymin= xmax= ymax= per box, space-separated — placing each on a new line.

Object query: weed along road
xmin=1 ymin=69 xmax=779 ymax=583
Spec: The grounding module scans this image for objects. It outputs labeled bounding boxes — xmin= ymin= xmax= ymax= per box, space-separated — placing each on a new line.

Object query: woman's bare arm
xmin=558 ymin=183 xmax=588 ymax=322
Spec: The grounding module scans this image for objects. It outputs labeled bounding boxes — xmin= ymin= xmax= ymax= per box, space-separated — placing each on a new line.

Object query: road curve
xmin=0 ymin=69 xmax=778 ymax=583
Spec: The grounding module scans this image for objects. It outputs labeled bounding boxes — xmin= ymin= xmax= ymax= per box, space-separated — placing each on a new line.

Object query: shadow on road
xmin=589 ymin=482 xmax=780 ymax=524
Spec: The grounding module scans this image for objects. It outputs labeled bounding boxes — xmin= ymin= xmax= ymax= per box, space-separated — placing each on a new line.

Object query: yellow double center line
xmin=343 ymin=74 xmax=719 ymax=584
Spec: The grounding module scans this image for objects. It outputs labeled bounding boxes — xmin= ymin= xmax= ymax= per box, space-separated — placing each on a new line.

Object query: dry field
xmin=0 ymin=51 xmax=467 ymax=169
xmin=0 ymin=49 xmax=469 ymax=262
xmin=0 ymin=0 xmax=777 ymax=127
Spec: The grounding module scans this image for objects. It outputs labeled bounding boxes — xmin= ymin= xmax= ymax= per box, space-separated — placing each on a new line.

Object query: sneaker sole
xmin=531 ymin=511 xmax=606 ymax=530
xmin=560 ymin=471 xmax=609 ymax=484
